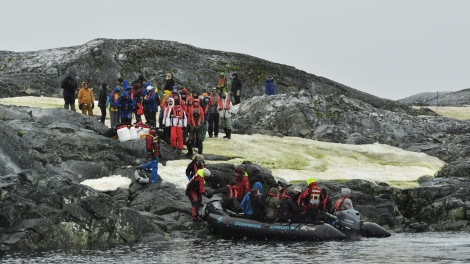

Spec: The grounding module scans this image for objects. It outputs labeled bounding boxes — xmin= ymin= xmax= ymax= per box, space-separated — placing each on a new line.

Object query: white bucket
xmin=138 ymin=127 xmax=150 ymax=137
xmin=117 ymin=126 xmax=132 ymax=142
xmin=129 ymin=126 xmax=139 ymax=140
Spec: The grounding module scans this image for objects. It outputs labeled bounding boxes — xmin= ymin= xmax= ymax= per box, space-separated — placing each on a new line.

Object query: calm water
xmin=1 ymin=232 xmax=469 ymax=263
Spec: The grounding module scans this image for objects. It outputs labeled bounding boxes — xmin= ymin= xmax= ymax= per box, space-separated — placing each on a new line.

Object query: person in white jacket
xmin=218 ymin=92 xmax=233 ymax=139
xmin=164 ymin=97 xmax=187 ymax=149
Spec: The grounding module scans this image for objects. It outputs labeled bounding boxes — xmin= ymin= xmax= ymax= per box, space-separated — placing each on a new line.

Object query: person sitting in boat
xmin=240 ymin=182 xmax=264 ymax=218
xmin=234 ymin=165 xmax=250 ymax=202
xmin=266 ymin=188 xmax=280 ymax=221
xmin=334 ymin=188 xmax=354 ymax=214
xmin=298 ymin=177 xmax=326 ymax=222
xmin=186 ymin=168 xmax=212 ymax=221
xmin=278 ymin=189 xmax=300 ymax=222
xmin=276 ymin=181 xmax=288 ymax=200
xmin=212 ymin=180 xmax=242 ymax=213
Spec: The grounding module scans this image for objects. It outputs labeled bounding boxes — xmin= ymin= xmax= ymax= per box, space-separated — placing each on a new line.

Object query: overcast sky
xmin=1 ymin=0 xmax=469 ymax=100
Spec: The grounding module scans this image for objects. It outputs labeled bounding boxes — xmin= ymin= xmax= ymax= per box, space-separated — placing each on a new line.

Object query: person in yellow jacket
xmin=78 ymin=82 xmax=94 ymax=116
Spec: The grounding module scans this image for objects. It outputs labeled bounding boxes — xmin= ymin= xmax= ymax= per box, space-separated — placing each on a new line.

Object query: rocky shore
xmin=1 ymin=39 xmax=469 ymax=251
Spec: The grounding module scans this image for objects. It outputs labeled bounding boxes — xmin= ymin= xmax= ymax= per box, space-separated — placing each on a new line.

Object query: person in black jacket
xmin=60 ymin=74 xmax=78 ymax=111
xmin=278 ymin=191 xmax=300 ymax=222
xmin=164 ymin=73 xmax=175 ymax=92
xmin=97 ymin=82 xmax=109 ymax=123
xmin=230 ymin=72 xmax=242 ymax=105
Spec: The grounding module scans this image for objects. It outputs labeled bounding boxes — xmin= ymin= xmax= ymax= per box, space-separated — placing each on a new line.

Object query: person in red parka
xmin=186 ymin=168 xmax=211 ymax=221
xmin=234 ymin=165 xmax=250 ymax=202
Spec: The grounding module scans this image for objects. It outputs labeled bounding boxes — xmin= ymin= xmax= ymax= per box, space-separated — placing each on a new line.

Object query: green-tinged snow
xmin=201 ymin=134 xmax=445 ymax=188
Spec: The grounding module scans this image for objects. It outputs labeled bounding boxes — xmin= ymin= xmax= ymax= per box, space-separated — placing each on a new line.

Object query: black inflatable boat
xmin=203 ymin=200 xmax=391 ymax=241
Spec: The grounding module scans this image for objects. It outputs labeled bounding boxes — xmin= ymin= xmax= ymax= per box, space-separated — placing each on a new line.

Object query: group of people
xmin=60 ymin=72 xmax=248 ymax=156
xmin=238 ymin=177 xmax=353 ymax=223
xmin=184 ymin=158 xmax=354 ymax=223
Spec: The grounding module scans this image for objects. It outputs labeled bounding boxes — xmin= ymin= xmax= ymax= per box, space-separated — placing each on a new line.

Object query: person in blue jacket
xmin=265 ymin=76 xmax=275 ymax=95
xmin=143 ymin=85 xmax=159 ymax=127
xmin=116 ymin=91 xmax=137 ymax=124
xmin=240 ymin=182 xmax=264 ymax=217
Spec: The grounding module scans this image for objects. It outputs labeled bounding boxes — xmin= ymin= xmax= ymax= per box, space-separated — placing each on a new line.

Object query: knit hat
xmin=146 ymin=85 xmax=155 ymax=91
xmin=195 ymin=154 xmax=204 ymax=162
xmin=270 ymin=188 xmax=279 ymax=195
xmin=341 ymin=188 xmax=351 ymax=197
xmin=234 ymin=166 xmax=243 ymax=173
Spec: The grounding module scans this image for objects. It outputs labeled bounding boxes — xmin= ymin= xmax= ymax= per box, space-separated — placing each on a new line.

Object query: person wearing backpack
xmin=60 ymin=74 xmax=78 ymax=111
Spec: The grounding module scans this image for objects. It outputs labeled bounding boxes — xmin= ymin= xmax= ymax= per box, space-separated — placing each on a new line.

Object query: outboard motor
xmin=335 ymin=209 xmax=361 ymax=236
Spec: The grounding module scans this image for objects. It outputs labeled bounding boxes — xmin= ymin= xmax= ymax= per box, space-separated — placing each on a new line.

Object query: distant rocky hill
xmin=399 ymin=89 xmax=470 ymax=106
xmin=0 ymin=38 xmax=411 ymax=114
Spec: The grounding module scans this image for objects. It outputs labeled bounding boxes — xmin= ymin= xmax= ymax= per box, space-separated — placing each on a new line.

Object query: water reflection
xmin=1 ymin=232 xmax=469 ymax=263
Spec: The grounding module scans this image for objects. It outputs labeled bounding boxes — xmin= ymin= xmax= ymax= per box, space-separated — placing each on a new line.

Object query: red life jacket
xmin=227 ymin=185 xmax=238 ymax=199
xmin=209 ymin=94 xmax=220 ymax=106
xmin=218 ymin=98 xmax=231 ymax=110
xmin=334 ymin=195 xmax=350 ymax=211
xmin=189 ymin=106 xmax=204 ymax=127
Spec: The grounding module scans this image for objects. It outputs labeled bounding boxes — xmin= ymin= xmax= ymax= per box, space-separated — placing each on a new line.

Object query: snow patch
xmin=80 ymin=175 xmax=132 ymax=192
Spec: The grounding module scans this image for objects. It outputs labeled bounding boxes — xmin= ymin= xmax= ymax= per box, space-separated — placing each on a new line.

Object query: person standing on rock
xmin=78 ymin=82 xmax=94 ymax=116
xmin=143 ymin=85 xmax=159 ymax=127
xmin=107 ymin=86 xmax=121 ymax=129
xmin=60 ymin=73 xmax=78 ymax=111
xmin=186 ymin=99 xmax=205 ymax=157
xmin=185 ymin=168 xmax=212 ymax=221
xmin=98 ymin=82 xmax=109 ymax=124
xmin=137 ymin=128 xmax=161 ymax=183
xmin=219 ymin=92 xmax=233 ymax=139
xmin=116 ymin=91 xmax=137 ymax=125
xmin=185 ymin=154 xmax=205 ymax=181
xmin=216 ymin=72 xmax=228 ymax=95
xmin=207 ymin=88 xmax=221 ymax=138
xmin=164 ymin=73 xmax=175 ymax=92
xmin=265 ymin=76 xmax=275 ymax=95
xmin=230 ymin=72 xmax=242 ymax=105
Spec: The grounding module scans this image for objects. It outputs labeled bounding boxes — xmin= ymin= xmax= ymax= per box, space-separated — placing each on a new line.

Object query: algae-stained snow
xmin=161 ymin=134 xmax=445 ymax=189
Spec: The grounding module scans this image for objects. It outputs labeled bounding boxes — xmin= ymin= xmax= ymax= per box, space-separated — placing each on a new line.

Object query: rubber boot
xmin=197 ymin=141 xmax=203 ymax=154
xmin=227 ymin=129 xmax=231 ymax=139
